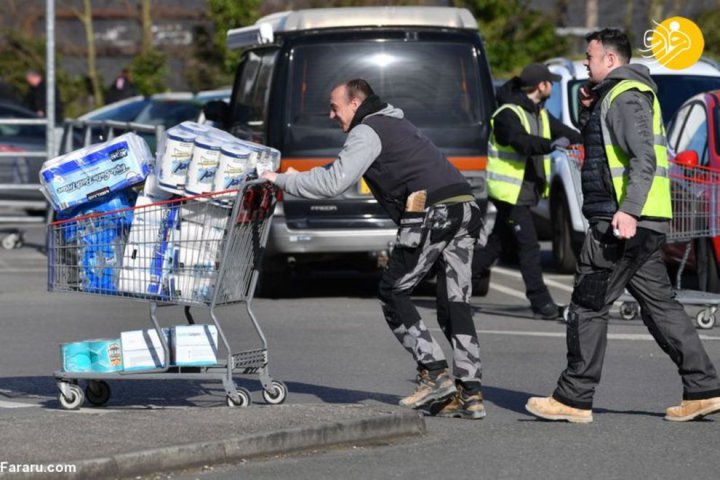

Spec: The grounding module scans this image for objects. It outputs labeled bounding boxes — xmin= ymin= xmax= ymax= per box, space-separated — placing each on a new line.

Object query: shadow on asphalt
xmin=0 ymin=376 xmax=400 ymax=408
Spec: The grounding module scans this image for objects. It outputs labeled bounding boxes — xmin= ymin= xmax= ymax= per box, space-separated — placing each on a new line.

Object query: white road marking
xmin=430 ymin=328 xmax=720 ymax=341
xmin=487 ymin=282 xmax=528 ymax=300
xmin=492 ymin=265 xmax=574 ymax=293
xmin=0 ymin=399 xmax=38 ymax=408
xmin=0 ymin=268 xmax=46 ymax=273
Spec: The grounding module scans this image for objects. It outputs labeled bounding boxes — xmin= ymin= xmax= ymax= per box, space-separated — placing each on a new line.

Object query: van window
xmin=231 ymin=49 xmax=278 ymax=136
xmin=286 ymin=41 xmax=486 ymax=154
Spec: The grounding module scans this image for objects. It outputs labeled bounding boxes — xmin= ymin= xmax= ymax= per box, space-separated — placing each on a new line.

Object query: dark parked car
xmin=0 ymin=100 xmax=47 ymax=204
xmin=74 ymin=89 xmax=231 ymax=152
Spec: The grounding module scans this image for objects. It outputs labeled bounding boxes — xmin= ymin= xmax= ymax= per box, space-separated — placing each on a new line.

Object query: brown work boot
xmin=525 ymin=396 xmax=593 ymax=423
xmin=665 ymin=397 xmax=720 ymax=422
xmin=399 ymin=369 xmax=456 ymax=409
xmin=435 ymin=385 xmax=486 ymax=419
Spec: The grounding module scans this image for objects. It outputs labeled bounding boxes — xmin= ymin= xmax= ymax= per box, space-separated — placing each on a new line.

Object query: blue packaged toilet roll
xmin=89 ymin=339 xmax=123 ymax=372
xmin=61 ymin=341 xmax=92 ymax=372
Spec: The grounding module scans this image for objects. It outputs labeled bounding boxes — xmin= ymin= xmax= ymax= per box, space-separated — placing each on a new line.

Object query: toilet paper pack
xmin=40 ymin=133 xmax=151 ymax=212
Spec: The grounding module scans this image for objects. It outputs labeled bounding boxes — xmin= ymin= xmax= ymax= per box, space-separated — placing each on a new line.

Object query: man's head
xmin=519 ymin=63 xmax=560 ymax=103
xmin=584 ymin=28 xmax=631 ymax=84
xmin=329 ymin=79 xmax=374 ymax=132
xmin=25 ymin=70 xmax=42 ymax=87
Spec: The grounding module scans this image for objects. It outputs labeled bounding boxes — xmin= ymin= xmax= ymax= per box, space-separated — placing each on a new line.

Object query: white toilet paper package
xmin=40 ymin=133 xmax=152 ymax=212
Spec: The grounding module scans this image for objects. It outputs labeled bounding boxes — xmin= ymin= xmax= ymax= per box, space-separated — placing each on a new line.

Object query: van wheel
xmin=551 ymin=191 xmax=577 ymax=273
xmin=696 ymin=239 xmax=720 ymax=293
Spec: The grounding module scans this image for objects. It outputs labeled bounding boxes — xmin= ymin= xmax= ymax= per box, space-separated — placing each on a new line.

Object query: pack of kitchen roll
xmin=40 ymin=133 xmax=152 ymax=212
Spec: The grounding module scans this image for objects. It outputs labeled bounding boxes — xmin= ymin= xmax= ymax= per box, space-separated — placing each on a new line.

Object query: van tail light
xmin=0 ymin=145 xmax=25 ymax=153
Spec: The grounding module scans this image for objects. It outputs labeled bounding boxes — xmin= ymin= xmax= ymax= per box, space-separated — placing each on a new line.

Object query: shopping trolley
xmin=562 ymin=147 xmax=720 ymax=329
xmin=48 ymin=180 xmax=287 ymax=409
xmin=616 ymin=161 xmax=720 ymax=328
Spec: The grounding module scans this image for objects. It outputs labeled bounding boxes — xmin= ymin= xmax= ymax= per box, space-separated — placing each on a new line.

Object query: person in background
xmin=262 ymin=79 xmax=487 ymax=419
xmin=23 ymin=69 xmax=63 ymax=123
xmin=472 ymin=63 xmax=581 ymax=319
xmin=105 ymin=68 xmax=137 ymax=105
xmin=526 ymin=28 xmax=720 ymax=423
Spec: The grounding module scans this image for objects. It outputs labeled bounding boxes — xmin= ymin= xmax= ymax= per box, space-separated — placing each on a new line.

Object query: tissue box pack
xmin=121 ymin=329 xmax=170 ymax=371
xmin=170 ymin=325 xmax=218 ymax=366
xmin=40 ymin=133 xmax=151 ymax=212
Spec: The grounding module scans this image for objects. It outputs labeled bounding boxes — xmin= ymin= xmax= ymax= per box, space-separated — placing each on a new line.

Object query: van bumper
xmin=266 ymin=215 xmax=397 ymax=255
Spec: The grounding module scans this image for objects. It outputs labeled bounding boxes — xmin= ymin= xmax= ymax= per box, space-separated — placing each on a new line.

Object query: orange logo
xmin=641 ymin=17 xmax=704 ymax=70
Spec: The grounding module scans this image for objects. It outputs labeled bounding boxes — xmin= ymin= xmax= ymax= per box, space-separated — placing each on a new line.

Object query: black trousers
xmin=553 ymin=220 xmax=720 ymax=410
xmin=472 ymin=199 xmax=554 ymax=308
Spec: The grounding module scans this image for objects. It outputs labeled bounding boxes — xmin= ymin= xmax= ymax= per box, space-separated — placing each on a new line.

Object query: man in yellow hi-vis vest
xmin=527 ymin=28 xmax=720 ymax=424
xmin=473 ymin=64 xmax=581 ymax=319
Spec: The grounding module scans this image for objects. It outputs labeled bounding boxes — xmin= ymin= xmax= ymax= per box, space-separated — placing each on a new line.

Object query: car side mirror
xmin=674 ymin=150 xmax=698 ymax=167
xmin=202 ymin=100 xmax=230 ymax=125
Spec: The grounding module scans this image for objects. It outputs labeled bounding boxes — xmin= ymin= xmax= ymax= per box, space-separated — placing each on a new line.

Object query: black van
xmin=208 ymin=7 xmax=495 ymax=293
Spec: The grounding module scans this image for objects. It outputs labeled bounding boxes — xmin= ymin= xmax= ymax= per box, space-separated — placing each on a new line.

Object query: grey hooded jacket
xmin=580 ymin=63 xmax=668 ymax=233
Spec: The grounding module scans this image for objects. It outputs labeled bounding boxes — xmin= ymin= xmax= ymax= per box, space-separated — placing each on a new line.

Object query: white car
xmin=533 ymin=57 xmax=720 ymax=272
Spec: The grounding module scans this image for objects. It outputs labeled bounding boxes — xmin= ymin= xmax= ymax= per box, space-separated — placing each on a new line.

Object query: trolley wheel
xmin=620 ymin=302 xmax=639 ymax=321
xmin=1 ymin=233 xmax=22 ymax=250
xmin=85 ymin=381 xmax=111 ymax=407
xmin=696 ymin=309 xmax=716 ymax=329
xmin=262 ymin=380 xmax=288 ymax=405
xmin=226 ymin=388 xmax=252 ymax=407
xmin=58 ymin=383 xmax=84 ymax=410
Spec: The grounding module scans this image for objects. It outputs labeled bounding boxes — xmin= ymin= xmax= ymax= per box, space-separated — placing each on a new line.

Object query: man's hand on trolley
xmin=611 ymin=211 xmax=637 ymax=239
xmin=261 ymin=166 xmax=299 ymax=184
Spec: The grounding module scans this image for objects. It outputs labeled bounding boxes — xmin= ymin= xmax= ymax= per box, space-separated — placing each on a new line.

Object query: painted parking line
xmin=492 ymin=266 xmax=574 ymax=293
xmin=487 ymin=282 xmax=527 ymax=300
xmin=0 ymin=268 xmax=47 ymax=273
xmin=0 ymin=399 xmax=39 ymax=409
xmin=430 ymin=327 xmax=720 ymax=342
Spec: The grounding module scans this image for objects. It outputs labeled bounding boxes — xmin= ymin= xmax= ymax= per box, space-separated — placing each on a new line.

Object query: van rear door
xmin=277 ymin=32 xmax=492 ymax=228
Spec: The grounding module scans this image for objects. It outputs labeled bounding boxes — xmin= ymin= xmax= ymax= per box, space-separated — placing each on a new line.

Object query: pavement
xmin=0 ymin=223 xmax=426 ymax=480
xmin=0 ymin=403 xmax=424 ymax=480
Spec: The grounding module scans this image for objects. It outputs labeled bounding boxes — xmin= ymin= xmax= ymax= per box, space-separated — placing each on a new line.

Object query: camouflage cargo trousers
xmin=378 ymin=201 xmax=484 ymax=393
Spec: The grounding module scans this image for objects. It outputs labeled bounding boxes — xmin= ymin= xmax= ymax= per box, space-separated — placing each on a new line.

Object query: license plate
xmin=359 ymin=179 xmax=371 ymax=195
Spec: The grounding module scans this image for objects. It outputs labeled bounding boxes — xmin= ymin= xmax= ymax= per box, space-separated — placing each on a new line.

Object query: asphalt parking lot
xmin=1 ymin=223 xmax=719 ymax=480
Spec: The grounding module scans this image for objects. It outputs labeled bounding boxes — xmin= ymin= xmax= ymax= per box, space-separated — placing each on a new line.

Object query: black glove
xmin=550 ymin=137 xmax=571 ymax=151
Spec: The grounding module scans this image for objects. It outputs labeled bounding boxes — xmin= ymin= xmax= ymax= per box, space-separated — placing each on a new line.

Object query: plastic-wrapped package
xmin=40 ymin=133 xmax=151 ymax=212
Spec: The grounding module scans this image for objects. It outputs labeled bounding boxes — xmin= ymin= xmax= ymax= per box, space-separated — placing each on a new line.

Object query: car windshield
xmin=286 ymin=41 xmax=487 ymax=155
xmin=134 ymin=100 xmax=202 ymax=127
xmin=568 ymin=75 xmax=720 ymax=127
xmin=87 ymin=99 xmax=150 ymax=121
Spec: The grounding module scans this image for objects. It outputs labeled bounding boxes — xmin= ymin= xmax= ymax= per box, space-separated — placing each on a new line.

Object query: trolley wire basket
xmin=48 ymin=180 xmax=288 ymax=409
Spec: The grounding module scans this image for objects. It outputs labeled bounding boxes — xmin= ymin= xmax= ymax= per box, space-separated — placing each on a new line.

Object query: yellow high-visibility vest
xmin=487 ymin=104 xmax=551 ymax=204
xmin=600 ymin=80 xmax=672 ymax=218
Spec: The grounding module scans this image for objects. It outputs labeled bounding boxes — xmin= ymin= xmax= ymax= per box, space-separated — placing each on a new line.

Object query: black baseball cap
xmin=519 ymin=63 xmax=561 ymax=87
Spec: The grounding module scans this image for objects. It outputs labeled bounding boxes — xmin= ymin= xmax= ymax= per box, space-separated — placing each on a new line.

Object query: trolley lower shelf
xmin=55 ymin=350 xmax=288 ymax=410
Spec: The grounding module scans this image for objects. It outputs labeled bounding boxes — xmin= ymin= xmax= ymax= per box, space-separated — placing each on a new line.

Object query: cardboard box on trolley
xmin=121 ymin=328 xmax=170 ymax=371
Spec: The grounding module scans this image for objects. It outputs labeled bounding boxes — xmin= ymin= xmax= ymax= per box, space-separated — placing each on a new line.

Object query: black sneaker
xmin=532 ymin=303 xmax=563 ymax=320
